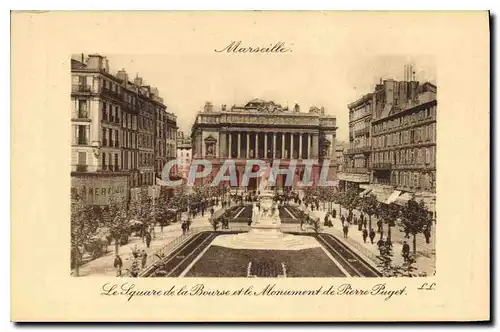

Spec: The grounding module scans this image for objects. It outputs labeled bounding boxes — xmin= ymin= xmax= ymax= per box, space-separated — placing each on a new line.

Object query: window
xmin=78 ymin=152 xmax=86 ymax=165
xmin=77 ymin=125 xmax=87 ymax=145
xmin=425 ymin=147 xmax=430 ymax=164
xmin=102 ymin=153 xmax=106 ymax=168
xmin=78 ymin=100 xmax=88 ymax=118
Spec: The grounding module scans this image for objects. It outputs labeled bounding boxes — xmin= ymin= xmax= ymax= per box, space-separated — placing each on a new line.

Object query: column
xmin=228 ymin=132 xmax=232 ymax=158
xmin=299 ymin=133 xmax=303 ymax=159
xmin=306 ymin=134 xmax=310 ymax=158
xmin=218 ymin=132 xmax=226 ymax=158
xmin=311 ymin=133 xmax=319 ymax=159
xmin=246 ymin=132 xmax=250 ymax=158
xmin=290 ymin=134 xmax=294 ymax=159
xmin=281 ymin=133 xmax=285 ymax=159
xmin=264 ymin=133 xmax=268 ymax=158
xmin=273 ymin=133 xmax=277 ymax=159
xmin=255 ymin=133 xmax=259 ymax=158
xmin=237 ymin=132 xmax=241 ymax=158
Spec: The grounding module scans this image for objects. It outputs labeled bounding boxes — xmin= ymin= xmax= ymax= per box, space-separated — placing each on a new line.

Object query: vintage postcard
xmin=11 ymin=11 xmax=490 ymax=322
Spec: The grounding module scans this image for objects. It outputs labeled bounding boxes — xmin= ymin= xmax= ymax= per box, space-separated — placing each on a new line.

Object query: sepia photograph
xmin=70 ymin=53 xmax=436 ymax=279
xmin=11 ymin=11 xmax=489 ymax=322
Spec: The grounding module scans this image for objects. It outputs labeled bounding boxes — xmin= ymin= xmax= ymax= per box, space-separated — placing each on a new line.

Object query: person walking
xmin=141 ymin=249 xmax=148 ymax=269
xmin=377 ymin=220 xmax=383 ymax=233
xmin=362 ymin=228 xmax=368 ymax=243
xmin=424 ymin=228 xmax=431 ymax=244
xmin=342 ymin=224 xmax=349 ymax=239
xmin=340 ymin=214 xmax=346 ymax=226
xmin=113 ymin=254 xmax=123 ymax=277
xmin=369 ymin=229 xmax=376 ymax=244
xmin=332 ymin=208 xmax=337 ymax=219
xmin=402 ymin=241 xmax=410 ymax=262
xmin=181 ymin=221 xmax=187 ymax=235
xmin=145 ymin=231 xmax=152 ymax=249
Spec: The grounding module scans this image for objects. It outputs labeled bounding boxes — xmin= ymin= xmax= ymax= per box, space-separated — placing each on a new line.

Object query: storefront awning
xmin=395 ymin=192 xmax=414 ymax=206
xmin=386 ymin=190 xmax=402 ymax=204
xmin=359 ymin=188 xmax=372 ymax=197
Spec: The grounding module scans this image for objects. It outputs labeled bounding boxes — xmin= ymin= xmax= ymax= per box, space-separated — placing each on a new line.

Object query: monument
xmin=210 ymin=162 xmax=320 ymax=250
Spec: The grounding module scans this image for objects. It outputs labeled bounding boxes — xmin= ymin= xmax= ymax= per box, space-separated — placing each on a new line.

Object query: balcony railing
xmin=76 ymin=165 xmax=88 ymax=172
xmin=76 ymin=137 xmax=88 ymax=145
xmin=344 ymin=167 xmax=369 ymax=174
xmin=72 ymin=84 xmax=92 ymax=93
xmin=101 ymin=87 xmax=123 ymax=101
xmin=354 ymin=127 xmax=370 ymax=136
xmin=372 ymin=163 xmax=392 ymax=170
xmin=346 ymin=146 xmax=371 ymax=154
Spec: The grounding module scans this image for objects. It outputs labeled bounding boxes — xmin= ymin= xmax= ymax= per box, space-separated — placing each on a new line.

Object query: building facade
xmin=70 ymin=54 xmax=174 ymax=205
xmin=339 ymin=75 xmax=436 ymax=213
xmin=176 ymin=131 xmax=192 ymax=179
xmin=190 ymin=99 xmax=337 ymax=190
xmin=369 ymin=82 xmax=437 ymax=210
xmin=335 ymin=141 xmax=347 ymax=172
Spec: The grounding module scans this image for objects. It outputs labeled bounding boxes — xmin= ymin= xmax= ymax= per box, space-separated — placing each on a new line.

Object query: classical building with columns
xmin=190 ymin=99 xmax=338 ymax=190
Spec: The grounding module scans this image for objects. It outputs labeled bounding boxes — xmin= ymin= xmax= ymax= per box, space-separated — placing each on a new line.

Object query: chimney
xmin=81 ymin=53 xmax=84 ymax=63
xmin=86 ymin=54 xmax=104 ymax=70
xmin=116 ymin=69 xmax=128 ymax=83
xmin=134 ymin=75 xmax=143 ymax=86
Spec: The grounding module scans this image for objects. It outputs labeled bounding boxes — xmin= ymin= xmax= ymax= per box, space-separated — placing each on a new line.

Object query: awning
xmin=394 ymin=192 xmax=414 ymax=206
xmin=359 ymin=188 xmax=372 ymax=197
xmin=386 ymin=190 xmax=402 ymax=204
xmin=372 ymin=191 xmax=391 ymax=204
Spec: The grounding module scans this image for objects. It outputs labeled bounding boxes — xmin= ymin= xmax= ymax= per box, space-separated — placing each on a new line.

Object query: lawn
xmin=184 ymin=245 xmax=346 ymax=277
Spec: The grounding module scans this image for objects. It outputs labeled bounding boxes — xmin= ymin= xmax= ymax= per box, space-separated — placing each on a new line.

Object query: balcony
xmin=72 ymin=84 xmax=92 ymax=93
xmin=101 ymin=87 xmax=123 ymax=101
xmin=344 ymin=167 xmax=369 ymax=174
xmin=354 ymin=127 xmax=370 ymax=137
xmin=372 ymin=163 xmax=392 ymax=170
xmin=75 ymin=164 xmax=88 ymax=172
xmin=76 ymin=137 xmax=88 ymax=145
xmin=346 ymin=146 xmax=371 ymax=154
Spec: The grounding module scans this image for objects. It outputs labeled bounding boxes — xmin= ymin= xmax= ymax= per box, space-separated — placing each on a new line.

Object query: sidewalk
xmin=72 ymin=208 xmax=218 ymax=277
xmin=307 ymin=206 xmax=436 ymax=277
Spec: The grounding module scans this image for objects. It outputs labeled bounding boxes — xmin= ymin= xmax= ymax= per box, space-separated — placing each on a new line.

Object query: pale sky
xmin=105 ymin=54 xmax=436 ymax=142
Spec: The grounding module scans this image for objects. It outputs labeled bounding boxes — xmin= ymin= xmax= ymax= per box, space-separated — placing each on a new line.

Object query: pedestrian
xmin=181 ymin=221 xmax=187 ymax=235
xmin=385 ymin=239 xmax=393 ymax=249
xmin=347 ymin=213 xmax=352 ymax=224
xmin=402 ymin=241 xmax=410 ymax=262
xmin=141 ymin=249 xmax=148 ymax=269
xmin=130 ymin=258 xmax=140 ymax=277
xmin=332 ymin=208 xmax=337 ymax=219
xmin=362 ymin=228 xmax=368 ymax=243
xmin=150 ymin=224 xmax=155 ymax=240
xmin=341 ymin=214 xmax=345 ymax=225
xmin=324 ymin=214 xmax=333 ymax=227
xmin=132 ymin=245 xmax=140 ymax=259
xmin=113 ymin=254 xmax=123 ymax=277
xmin=145 ymin=231 xmax=152 ymax=249
xmin=424 ymin=228 xmax=431 ymax=244
xmin=369 ymin=229 xmax=376 ymax=244
xmin=358 ymin=222 xmax=363 ymax=232
xmin=353 ymin=216 xmax=358 ymax=225
xmin=343 ymin=224 xmax=349 ymax=239
xmin=210 ymin=207 xmax=214 ymax=217
xmin=377 ymin=220 xmax=383 ymax=233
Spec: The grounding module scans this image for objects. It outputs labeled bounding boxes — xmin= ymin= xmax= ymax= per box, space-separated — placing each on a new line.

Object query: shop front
xmin=71 ymin=174 xmax=129 ymax=206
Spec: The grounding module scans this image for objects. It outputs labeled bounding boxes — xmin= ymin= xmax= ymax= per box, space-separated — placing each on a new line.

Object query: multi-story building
xmin=70 ymin=54 xmax=171 ymax=206
xmin=176 ymin=131 xmax=192 ymax=179
xmin=190 ymin=99 xmax=337 ymax=190
xmin=339 ymin=72 xmax=437 ymax=214
xmin=369 ymin=82 xmax=436 ymax=211
xmin=338 ymin=92 xmax=374 ymax=189
xmin=335 ymin=141 xmax=347 ymax=172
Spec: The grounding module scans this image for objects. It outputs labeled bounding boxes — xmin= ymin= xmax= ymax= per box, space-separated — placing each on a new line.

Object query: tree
xmin=129 ymin=189 xmax=153 ymax=241
xmin=399 ymin=199 xmax=433 ymax=255
xmin=71 ymin=195 xmax=98 ymax=276
xmin=378 ymin=203 xmax=401 ymax=241
xmin=308 ymin=216 xmax=322 ymax=233
xmin=359 ymin=193 xmax=379 ymax=231
xmin=106 ymin=195 xmax=131 ymax=254
xmin=341 ymin=187 xmax=361 ymax=217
